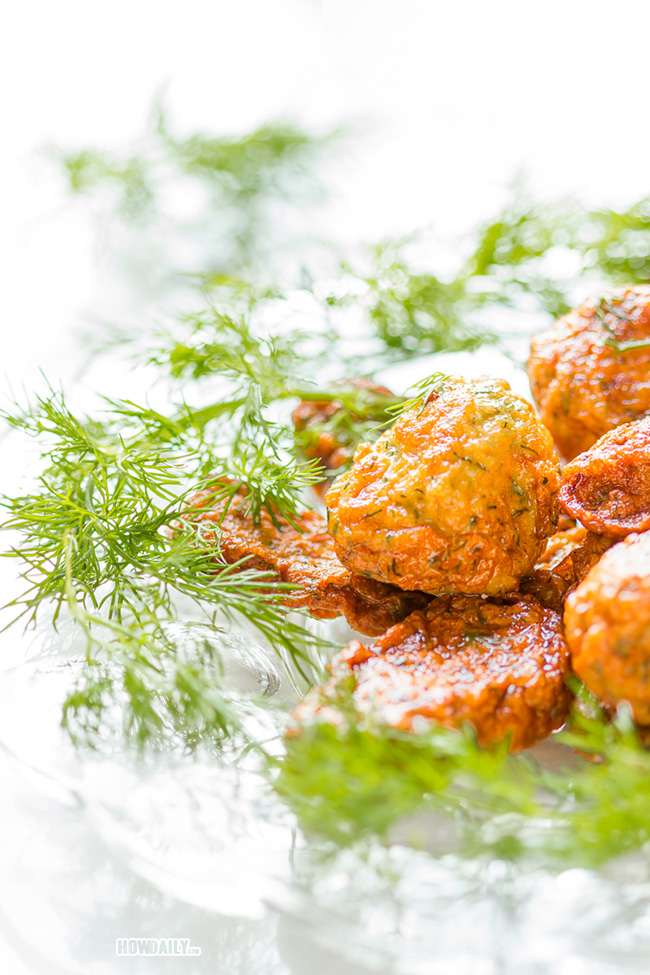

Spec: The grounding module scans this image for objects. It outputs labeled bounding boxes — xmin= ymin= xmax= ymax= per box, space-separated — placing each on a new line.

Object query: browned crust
xmin=558 ymin=417 xmax=650 ymax=538
xmin=292 ymin=593 xmax=572 ymax=752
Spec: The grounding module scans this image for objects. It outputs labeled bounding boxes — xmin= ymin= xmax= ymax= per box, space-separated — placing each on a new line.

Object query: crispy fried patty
xmin=292 ymin=593 xmax=572 ymax=751
xmin=325 ymin=376 xmax=560 ymax=596
xmin=528 ymin=287 xmax=650 ymax=462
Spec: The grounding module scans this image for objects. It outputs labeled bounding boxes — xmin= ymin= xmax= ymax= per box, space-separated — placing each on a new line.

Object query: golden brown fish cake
xmin=186 ymin=488 xmax=429 ymax=636
xmin=558 ymin=417 xmax=650 ymax=538
xmin=528 ymin=287 xmax=650 ymax=462
xmin=292 ymin=379 xmax=394 ymax=498
xmin=521 ymin=525 xmax=613 ymax=612
xmin=325 ymin=375 xmax=560 ymax=596
xmin=565 ymin=531 xmax=650 ymax=724
xmin=292 ymin=594 xmax=572 ymax=752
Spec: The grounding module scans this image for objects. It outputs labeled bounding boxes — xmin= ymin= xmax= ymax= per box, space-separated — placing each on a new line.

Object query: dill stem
xmin=604 ymin=337 xmax=650 ymax=353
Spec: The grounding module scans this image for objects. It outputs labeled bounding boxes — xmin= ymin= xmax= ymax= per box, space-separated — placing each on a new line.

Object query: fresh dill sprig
xmin=1 ymin=387 xmax=330 ymax=745
xmin=148 ymin=306 xmax=317 ymax=390
xmin=2 ymin=294 xmax=410 ymax=749
xmin=460 ymin=189 xmax=650 ymax=319
xmin=146 ymin=307 xmax=405 ymax=478
xmin=384 ymin=373 xmax=447 ymax=421
xmin=605 ymin=336 xmax=650 ymax=353
xmin=153 ymin=106 xmax=340 ymax=204
xmin=58 ymin=107 xmax=336 ymax=218
xmin=291 ymin=379 xmax=405 ymax=478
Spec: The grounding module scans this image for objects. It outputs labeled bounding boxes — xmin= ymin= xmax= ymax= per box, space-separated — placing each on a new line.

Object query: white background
xmin=3 ymin=2 xmax=650 ymax=973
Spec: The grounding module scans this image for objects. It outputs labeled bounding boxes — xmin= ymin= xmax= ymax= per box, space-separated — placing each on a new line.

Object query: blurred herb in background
xmin=334 ymin=192 xmax=650 ymax=357
xmin=55 ymin=102 xmax=341 ymax=292
xmin=336 ymin=238 xmax=496 ymax=355
xmin=56 ymin=109 xmax=650 ymax=360
xmin=464 ymin=191 xmax=650 ymax=309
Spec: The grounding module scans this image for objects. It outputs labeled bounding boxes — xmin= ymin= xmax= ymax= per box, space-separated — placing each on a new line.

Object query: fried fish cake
xmin=325 ymin=375 xmax=560 ymax=596
xmin=186 ymin=488 xmax=429 ymax=636
xmin=528 ymin=287 xmax=650 ymax=462
xmin=521 ymin=525 xmax=614 ymax=612
xmin=558 ymin=416 xmax=650 ymax=538
xmin=292 ymin=594 xmax=571 ymax=752
xmin=565 ymin=531 xmax=650 ymax=724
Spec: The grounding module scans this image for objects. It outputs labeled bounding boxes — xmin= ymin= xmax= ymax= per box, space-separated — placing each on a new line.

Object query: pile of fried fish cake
xmin=186 ymin=286 xmax=650 ymax=751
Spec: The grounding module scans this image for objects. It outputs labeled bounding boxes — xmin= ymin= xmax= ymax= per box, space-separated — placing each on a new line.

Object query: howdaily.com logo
xmin=116 ymin=938 xmax=201 ymax=956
